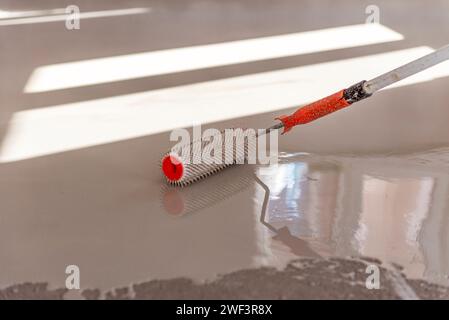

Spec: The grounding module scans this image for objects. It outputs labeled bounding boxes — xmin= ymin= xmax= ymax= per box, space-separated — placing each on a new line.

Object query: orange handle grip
xmin=276 ymin=89 xmax=350 ymax=134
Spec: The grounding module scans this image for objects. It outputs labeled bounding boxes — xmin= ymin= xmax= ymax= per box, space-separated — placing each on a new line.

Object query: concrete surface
xmin=3 ymin=257 xmax=449 ymax=300
xmin=1 ymin=0 xmax=449 ymax=299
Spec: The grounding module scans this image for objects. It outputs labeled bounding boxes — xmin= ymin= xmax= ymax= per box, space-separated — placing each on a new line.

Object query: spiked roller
xmin=162 ymin=44 xmax=449 ymax=186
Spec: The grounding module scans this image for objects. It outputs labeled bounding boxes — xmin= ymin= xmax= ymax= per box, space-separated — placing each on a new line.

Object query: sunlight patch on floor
xmin=2 ymin=46 xmax=449 ymax=163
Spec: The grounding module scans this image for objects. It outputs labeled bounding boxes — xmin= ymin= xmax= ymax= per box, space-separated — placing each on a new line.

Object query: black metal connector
xmin=343 ymin=80 xmax=372 ymax=104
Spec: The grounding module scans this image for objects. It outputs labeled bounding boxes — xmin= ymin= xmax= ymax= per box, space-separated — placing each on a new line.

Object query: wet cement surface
xmin=1 ymin=0 xmax=449 ymax=299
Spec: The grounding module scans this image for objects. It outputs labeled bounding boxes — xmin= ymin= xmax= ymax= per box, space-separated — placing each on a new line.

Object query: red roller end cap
xmin=162 ymin=155 xmax=184 ymax=181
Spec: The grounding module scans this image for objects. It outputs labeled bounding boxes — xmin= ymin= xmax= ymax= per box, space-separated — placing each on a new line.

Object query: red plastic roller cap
xmin=162 ymin=155 xmax=184 ymax=181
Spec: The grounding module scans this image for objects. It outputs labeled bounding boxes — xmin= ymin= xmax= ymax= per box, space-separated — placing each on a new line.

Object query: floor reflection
xmin=255 ymin=174 xmax=321 ymax=258
xmin=255 ymin=148 xmax=449 ymax=285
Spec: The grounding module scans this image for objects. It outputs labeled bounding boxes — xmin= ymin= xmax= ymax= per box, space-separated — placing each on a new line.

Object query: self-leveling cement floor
xmin=1 ymin=0 xmax=449 ymax=299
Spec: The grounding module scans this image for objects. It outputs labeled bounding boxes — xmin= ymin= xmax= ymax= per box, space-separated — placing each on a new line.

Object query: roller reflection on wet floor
xmin=255 ymin=149 xmax=449 ymax=285
xmin=160 ymin=146 xmax=449 ymax=285
xmin=160 ymin=163 xmax=322 ymax=258
xmin=160 ymin=165 xmax=254 ymax=216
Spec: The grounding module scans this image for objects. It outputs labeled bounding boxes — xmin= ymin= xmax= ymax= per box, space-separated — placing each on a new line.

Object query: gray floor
xmin=1 ymin=0 xmax=449 ymax=299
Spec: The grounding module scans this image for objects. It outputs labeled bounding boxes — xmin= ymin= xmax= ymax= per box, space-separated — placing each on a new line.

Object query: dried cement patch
xmin=3 ymin=257 xmax=448 ymax=300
